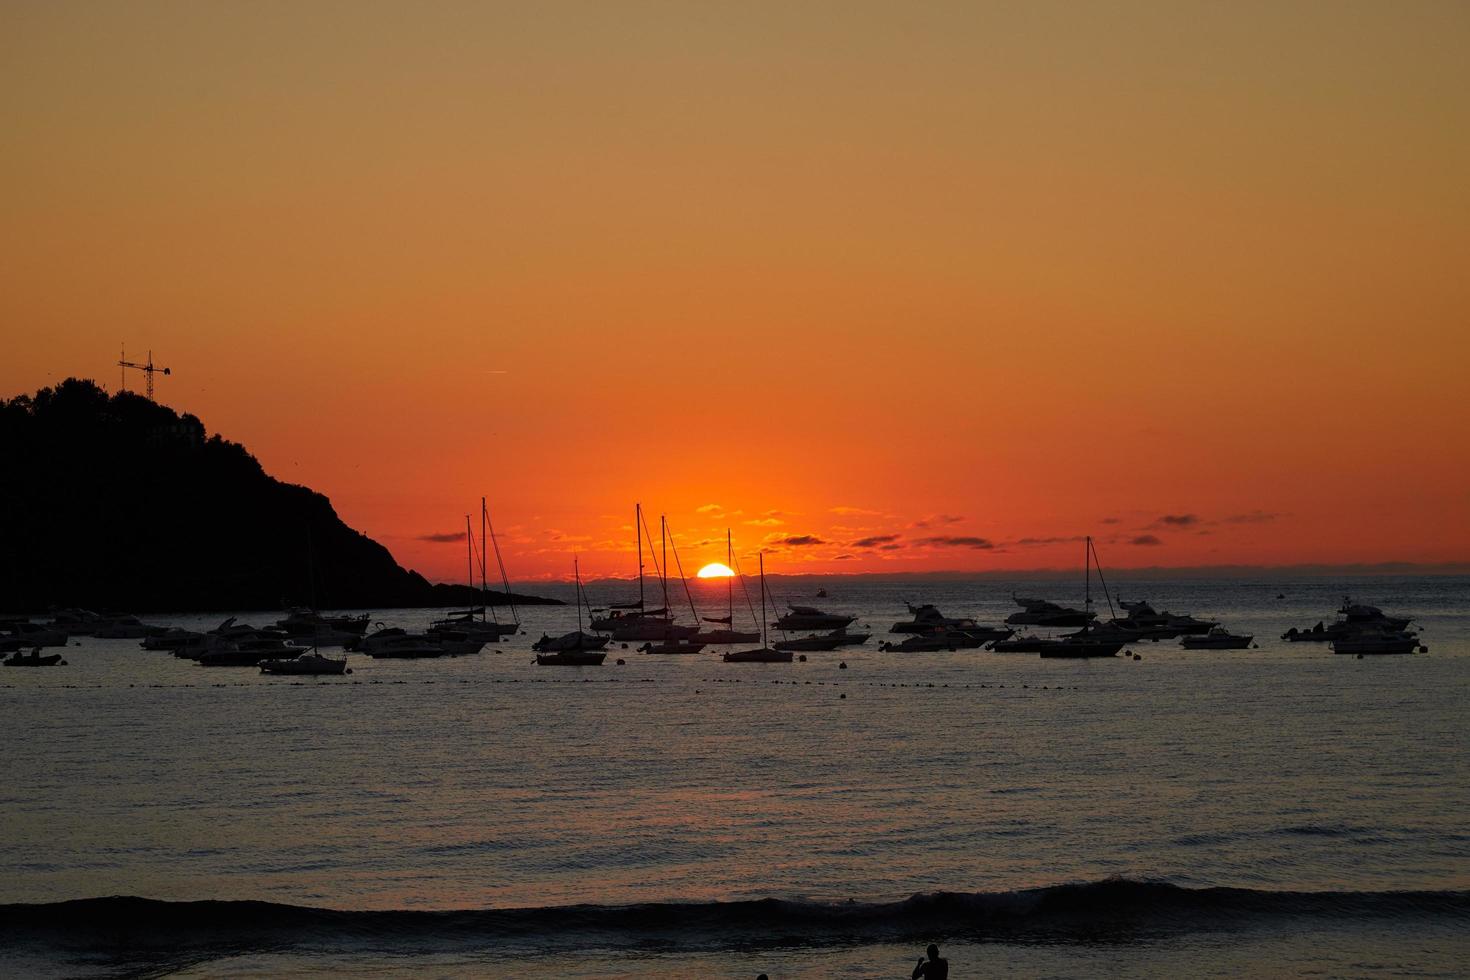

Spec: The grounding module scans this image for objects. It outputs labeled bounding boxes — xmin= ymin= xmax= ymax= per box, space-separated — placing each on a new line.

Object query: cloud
xmin=879 ymin=543 xmax=904 ymax=551
xmin=911 ymin=514 xmax=965 ymax=529
xmin=744 ymin=517 xmax=785 ymax=526
xmin=851 ymin=534 xmax=901 ymax=548
xmin=1015 ymin=535 xmax=1087 ymax=547
xmin=914 ymin=535 xmax=994 ymax=550
xmin=417 ymin=531 xmax=467 ymax=543
xmin=696 ymin=503 xmax=723 ymax=514
xmin=830 ymin=505 xmax=881 ymax=516
xmin=1130 ymin=534 xmax=1163 ymax=546
xmin=1101 ymin=517 xmax=1121 ymax=525
xmin=1156 ymin=514 xmax=1199 ymax=527
xmin=782 ymin=535 xmax=825 ymax=546
xmin=1224 ymin=510 xmax=1281 ymax=524
xmin=833 ymin=553 xmax=856 ymax=560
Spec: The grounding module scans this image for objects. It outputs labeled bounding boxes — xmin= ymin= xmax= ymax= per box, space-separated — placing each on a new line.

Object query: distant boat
xmin=1180 ymin=627 xmax=1254 ymax=650
xmin=93 ymin=615 xmax=163 ymax=639
xmin=639 ymin=639 xmax=707 ymax=655
xmin=989 ymin=634 xmax=1052 ymax=653
xmin=0 ymin=622 xmax=69 ymax=652
xmin=259 ymin=649 xmax=349 ymax=675
xmin=1283 ymin=598 xmax=1413 ymax=643
xmin=890 ymin=603 xmax=990 ymax=634
xmin=141 ymin=627 xmax=204 ymax=651
xmin=276 ymin=608 xmax=371 ymax=639
xmin=592 ymin=504 xmax=698 ymax=641
xmin=357 ymin=628 xmax=477 ymax=659
xmin=694 ymin=531 xmax=760 ymax=644
xmin=1034 ymin=538 xmax=1122 ymax=658
xmin=723 ymin=554 xmax=794 ymax=663
xmin=199 ymin=636 xmax=308 ymax=666
xmin=774 ymin=631 xmax=862 ymax=652
xmin=1005 ymin=596 xmax=1095 ymax=628
xmin=1110 ymin=600 xmax=1216 ymax=638
xmin=774 ymin=605 xmax=855 ymax=632
xmin=4 ymin=647 xmax=65 ymax=667
xmin=1330 ymin=630 xmax=1422 ymax=656
xmin=536 ymin=558 xmax=608 ymax=665
xmin=431 ymin=498 xmax=521 ymax=640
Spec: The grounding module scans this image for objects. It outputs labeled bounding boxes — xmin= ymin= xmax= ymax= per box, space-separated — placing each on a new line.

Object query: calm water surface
xmin=2 ymin=575 xmax=1467 ymax=976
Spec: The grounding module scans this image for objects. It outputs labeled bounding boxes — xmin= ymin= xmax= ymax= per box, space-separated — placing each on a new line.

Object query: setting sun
xmin=696 ymin=562 xmax=735 ymax=579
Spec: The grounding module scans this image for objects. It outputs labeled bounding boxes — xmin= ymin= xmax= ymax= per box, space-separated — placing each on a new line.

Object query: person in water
xmin=913 ymin=943 xmax=948 ymax=979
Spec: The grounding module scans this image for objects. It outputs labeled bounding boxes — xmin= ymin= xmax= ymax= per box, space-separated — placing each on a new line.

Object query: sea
xmin=2 ymin=575 xmax=1467 ymax=978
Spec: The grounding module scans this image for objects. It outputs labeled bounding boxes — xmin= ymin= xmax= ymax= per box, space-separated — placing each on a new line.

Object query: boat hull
xmin=1038 ymin=641 xmax=1124 ymax=658
xmin=536 ymin=651 xmax=607 ymax=666
xmin=259 ymin=657 xmax=348 ymax=675
xmin=1181 ymin=636 xmax=1253 ymax=650
xmin=722 ymin=648 xmax=794 ymax=663
xmin=640 ymin=642 xmax=707 ymax=655
xmin=4 ymin=653 xmax=64 ymax=667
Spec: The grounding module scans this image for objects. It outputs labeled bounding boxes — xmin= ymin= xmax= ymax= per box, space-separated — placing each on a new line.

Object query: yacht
xmin=639 ymin=639 xmax=707 ymax=655
xmin=199 ymin=636 xmax=308 ymax=667
xmin=1337 ymin=599 xmax=1412 ymax=632
xmin=276 ymin=608 xmax=372 ymax=638
xmin=141 ymin=627 xmax=204 ymax=651
xmin=1283 ymin=598 xmax=1413 ymax=642
xmin=989 ymin=634 xmax=1052 ymax=653
xmin=1109 ymin=600 xmax=1217 ymax=638
xmin=1005 ymin=596 xmax=1095 ymax=627
xmin=1180 ymin=627 xmax=1254 ymax=650
xmin=774 ymin=605 xmax=855 ymax=631
xmin=880 ymin=630 xmax=980 ymax=652
xmin=93 ymin=616 xmax=163 ymax=639
xmin=1036 ymin=630 xmax=1125 ymax=658
xmin=1331 ymin=629 xmax=1422 ymax=655
xmin=347 ymin=625 xmax=483 ymax=658
xmin=773 ymin=631 xmax=861 ymax=652
xmin=259 ymin=650 xmax=349 ymax=675
xmin=0 ymin=622 xmax=69 ymax=651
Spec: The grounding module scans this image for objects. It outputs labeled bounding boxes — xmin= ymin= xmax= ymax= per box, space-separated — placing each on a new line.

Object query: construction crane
xmin=118 ymin=345 xmax=172 ymax=401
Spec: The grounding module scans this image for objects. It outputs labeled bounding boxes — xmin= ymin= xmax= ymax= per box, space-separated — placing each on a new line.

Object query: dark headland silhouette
xmin=0 ymin=379 xmax=560 ymax=614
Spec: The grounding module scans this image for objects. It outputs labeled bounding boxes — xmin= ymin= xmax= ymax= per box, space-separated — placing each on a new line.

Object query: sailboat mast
xmin=636 ymin=503 xmax=644 ymax=611
xmin=727 ymin=529 xmax=733 ymax=624
xmin=466 ymin=515 xmax=475 ymax=602
xmin=759 ymin=552 xmax=767 ymax=647
xmin=661 ymin=514 xmax=669 ymax=619
xmin=484 ymin=500 xmax=518 ymax=626
xmin=575 ymin=557 xmax=583 ymax=632
xmin=480 ymin=498 xmax=490 ymax=623
xmin=1085 ymin=535 xmax=1091 ymax=611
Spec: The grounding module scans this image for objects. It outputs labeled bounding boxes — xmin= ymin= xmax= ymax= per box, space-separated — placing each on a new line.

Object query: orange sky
xmin=3 ymin=2 xmax=1467 ymax=581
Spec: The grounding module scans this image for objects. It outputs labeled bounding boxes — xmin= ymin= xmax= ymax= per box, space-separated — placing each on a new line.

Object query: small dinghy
xmin=4 ymin=648 xmax=65 ymax=667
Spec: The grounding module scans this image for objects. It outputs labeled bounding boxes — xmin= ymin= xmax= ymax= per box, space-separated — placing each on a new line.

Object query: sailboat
xmin=723 ymin=553 xmax=794 ymax=663
xmin=1035 ymin=537 xmax=1125 ymax=659
xmin=535 ymin=558 xmax=609 ymax=665
xmin=694 ymin=530 xmax=761 ymax=644
xmin=590 ymin=504 xmax=698 ymax=641
xmin=431 ymin=498 xmax=520 ymax=640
